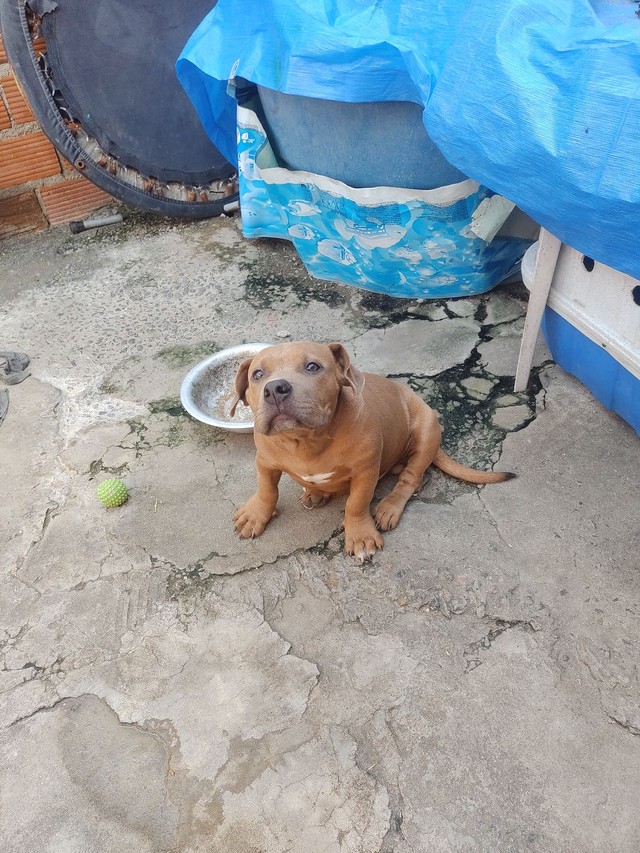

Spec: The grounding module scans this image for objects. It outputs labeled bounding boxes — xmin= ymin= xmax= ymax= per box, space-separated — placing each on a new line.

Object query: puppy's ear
xmin=328 ymin=343 xmax=365 ymax=396
xmin=230 ymin=357 xmax=252 ymax=417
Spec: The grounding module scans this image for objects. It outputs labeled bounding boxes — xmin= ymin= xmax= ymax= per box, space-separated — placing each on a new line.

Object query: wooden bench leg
xmin=514 ymin=228 xmax=562 ymax=392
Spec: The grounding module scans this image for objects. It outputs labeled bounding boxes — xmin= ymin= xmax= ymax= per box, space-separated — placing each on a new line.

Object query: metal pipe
xmin=69 ymin=214 xmax=123 ymax=234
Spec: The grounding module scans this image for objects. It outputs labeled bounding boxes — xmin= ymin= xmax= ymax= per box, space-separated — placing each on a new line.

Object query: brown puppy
xmin=231 ymin=341 xmax=513 ymax=561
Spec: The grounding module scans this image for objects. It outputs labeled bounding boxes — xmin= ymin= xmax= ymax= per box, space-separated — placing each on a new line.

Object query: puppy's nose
xmin=263 ymin=379 xmax=292 ymax=404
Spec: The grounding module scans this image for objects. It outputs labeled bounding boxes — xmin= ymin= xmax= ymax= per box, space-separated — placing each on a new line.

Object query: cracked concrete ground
xmin=0 ymin=212 xmax=638 ymax=852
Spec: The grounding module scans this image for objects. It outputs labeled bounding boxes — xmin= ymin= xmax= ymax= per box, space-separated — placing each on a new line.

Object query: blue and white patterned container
xmin=237 ymin=101 xmax=530 ymax=300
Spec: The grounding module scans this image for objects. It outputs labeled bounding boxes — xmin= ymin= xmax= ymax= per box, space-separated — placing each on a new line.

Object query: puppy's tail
xmin=433 ymin=448 xmax=515 ymax=485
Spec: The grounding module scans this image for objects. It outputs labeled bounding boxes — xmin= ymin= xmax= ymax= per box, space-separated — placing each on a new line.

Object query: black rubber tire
xmin=0 ymin=0 xmax=238 ymax=218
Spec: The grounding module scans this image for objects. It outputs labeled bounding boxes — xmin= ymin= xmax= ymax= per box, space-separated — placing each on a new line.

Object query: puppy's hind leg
xmin=374 ymin=403 xmax=441 ymax=531
xmin=299 ymin=489 xmax=331 ymax=510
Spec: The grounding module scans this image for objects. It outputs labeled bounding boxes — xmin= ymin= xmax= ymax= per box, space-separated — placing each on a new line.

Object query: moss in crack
xmin=196 ymin=237 xmax=256 ymax=272
xmin=463 ymin=618 xmax=535 ymax=672
xmin=154 ymin=341 xmax=221 ymax=369
xmin=380 ymin=809 xmax=405 ymax=853
xmin=243 ymin=270 xmax=346 ymax=311
xmin=352 ymin=293 xmax=459 ymax=329
xmin=191 ymin=423 xmax=227 ymax=449
xmin=306 ymin=527 xmax=346 ymax=561
xmin=149 ymin=402 xmax=226 ymax=449
xmin=88 ymin=458 xmax=129 ymax=479
xmin=240 ymin=236 xmax=345 ymax=311
xmin=145 ymin=399 xmax=190 ymax=448
xmin=160 ymin=420 xmax=185 ymax=449
xmin=360 ymin=291 xmax=405 ymax=313
xmin=165 ymin=550 xmax=225 ymax=598
xmin=116 ymin=402 xmax=226 ymax=456
xmin=406 ymin=359 xmax=542 ymax=501
xmin=353 ymin=285 xmax=523 ymax=331
xmin=126 ymin=419 xmax=153 ymax=458
xmin=148 ymin=397 xmax=187 ymax=417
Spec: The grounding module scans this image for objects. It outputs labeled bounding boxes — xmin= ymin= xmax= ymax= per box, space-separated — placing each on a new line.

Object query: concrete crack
xmin=165 ymin=528 xmax=345 ymax=602
xmin=14 ymin=656 xmax=66 ymax=682
xmin=474 ymin=489 xmax=513 ymax=550
xmin=10 ymin=565 xmax=43 ymax=597
xmin=41 ymin=504 xmax=60 ymax=538
xmin=8 ymin=693 xmax=64 ymax=727
xmin=608 ymin=714 xmax=640 ymax=737
xmin=13 ymin=501 xmax=62 ymax=595
xmin=463 ymin=618 xmax=535 ymax=673
xmin=379 ymin=806 xmax=405 ymax=853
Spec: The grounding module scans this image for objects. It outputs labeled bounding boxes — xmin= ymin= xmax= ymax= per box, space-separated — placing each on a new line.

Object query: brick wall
xmin=0 ymin=29 xmax=114 ymax=239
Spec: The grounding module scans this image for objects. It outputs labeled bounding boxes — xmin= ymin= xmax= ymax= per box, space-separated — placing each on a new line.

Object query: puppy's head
xmin=231 ymin=341 xmax=364 ymax=436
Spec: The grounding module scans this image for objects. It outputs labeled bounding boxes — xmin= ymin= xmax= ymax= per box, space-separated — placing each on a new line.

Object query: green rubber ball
xmin=97 ymin=478 xmax=129 ymax=508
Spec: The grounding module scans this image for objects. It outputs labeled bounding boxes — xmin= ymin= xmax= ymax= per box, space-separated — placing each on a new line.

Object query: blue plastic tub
xmin=542 ymin=308 xmax=640 ymax=436
xmin=256 ymin=87 xmax=466 ymax=191
xmin=236 ymin=98 xmax=530 ymax=299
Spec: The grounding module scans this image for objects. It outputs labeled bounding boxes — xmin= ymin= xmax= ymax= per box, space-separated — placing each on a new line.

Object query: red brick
xmin=0 ymin=34 xmax=7 ymax=64
xmin=38 ymin=177 xmax=113 ymax=225
xmin=0 ymin=94 xmax=11 ymax=130
xmin=2 ymin=74 xmax=35 ymax=125
xmin=0 ymin=132 xmax=61 ymax=189
xmin=32 ymin=36 xmax=47 ymax=56
xmin=58 ymin=153 xmax=77 ymax=175
xmin=0 ymin=190 xmax=48 ymax=238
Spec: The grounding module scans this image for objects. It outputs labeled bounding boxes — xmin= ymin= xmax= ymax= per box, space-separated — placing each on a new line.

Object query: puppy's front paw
xmin=233 ymin=496 xmax=277 ymax=539
xmin=344 ymin=518 xmax=384 ymax=562
xmin=373 ymin=496 xmax=405 ymax=531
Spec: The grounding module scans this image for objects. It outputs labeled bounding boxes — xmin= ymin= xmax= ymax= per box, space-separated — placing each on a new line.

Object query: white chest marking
xmin=298 ymin=471 xmax=335 ymax=485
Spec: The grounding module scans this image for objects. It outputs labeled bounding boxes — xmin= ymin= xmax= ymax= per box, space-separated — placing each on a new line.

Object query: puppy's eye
xmin=305 ymin=362 xmax=321 ymax=373
xmin=251 ymin=369 xmax=264 ymax=381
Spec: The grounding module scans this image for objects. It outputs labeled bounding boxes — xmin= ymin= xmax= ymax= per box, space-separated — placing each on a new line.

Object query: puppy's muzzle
xmin=263 ymin=379 xmax=292 ymax=407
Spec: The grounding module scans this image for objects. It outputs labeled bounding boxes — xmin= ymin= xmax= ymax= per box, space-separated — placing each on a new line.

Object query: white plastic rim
xmin=522 ymin=242 xmax=640 ymax=380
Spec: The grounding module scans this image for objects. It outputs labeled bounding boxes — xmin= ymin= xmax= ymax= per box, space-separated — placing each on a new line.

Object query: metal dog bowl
xmin=180 ymin=343 xmax=270 ymax=432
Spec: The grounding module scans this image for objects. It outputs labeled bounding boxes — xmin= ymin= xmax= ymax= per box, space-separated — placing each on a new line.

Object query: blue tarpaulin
xmin=177 ymin=0 xmax=640 ymax=279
